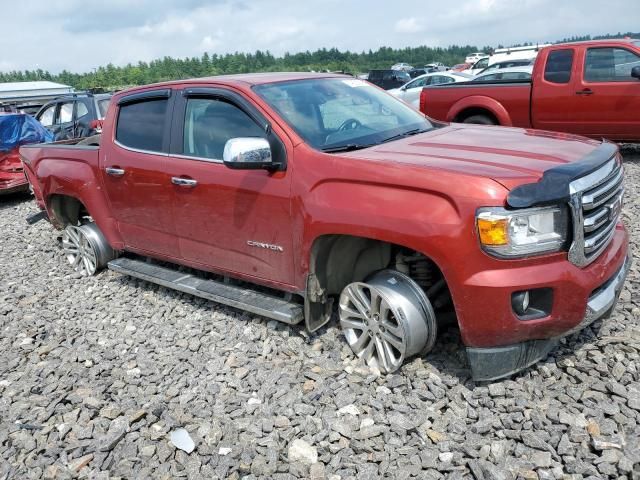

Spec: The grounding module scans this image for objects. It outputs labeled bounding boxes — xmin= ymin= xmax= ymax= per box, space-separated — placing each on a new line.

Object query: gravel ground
xmin=1 ymin=148 xmax=639 ymax=480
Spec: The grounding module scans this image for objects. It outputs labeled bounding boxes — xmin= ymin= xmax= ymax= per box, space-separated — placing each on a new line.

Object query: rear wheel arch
xmin=48 ymin=194 xmax=90 ymax=227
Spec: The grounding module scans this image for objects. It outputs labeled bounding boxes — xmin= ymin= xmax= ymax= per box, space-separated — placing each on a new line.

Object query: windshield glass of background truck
xmin=254 ymin=78 xmax=432 ymax=151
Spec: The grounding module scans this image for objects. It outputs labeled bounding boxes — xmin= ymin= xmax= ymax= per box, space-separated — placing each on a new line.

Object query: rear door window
xmin=584 ymin=47 xmax=640 ymax=82
xmin=57 ymin=102 xmax=74 ymax=124
xmin=97 ymin=99 xmax=110 ymax=119
xmin=38 ymin=104 xmax=56 ymax=126
xmin=544 ymin=49 xmax=574 ymax=84
xmin=116 ymin=98 xmax=169 ymax=152
xmin=76 ymin=101 xmax=90 ymax=120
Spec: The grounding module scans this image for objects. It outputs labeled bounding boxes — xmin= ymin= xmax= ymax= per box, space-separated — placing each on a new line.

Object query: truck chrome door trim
xmin=171 ymin=177 xmax=198 ymax=187
xmin=113 ymin=140 xmax=170 ymax=157
xmin=105 ymin=167 xmax=125 ymax=177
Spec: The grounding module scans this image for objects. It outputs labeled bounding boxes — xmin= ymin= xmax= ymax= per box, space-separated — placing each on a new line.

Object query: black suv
xmin=367 ymin=70 xmax=411 ymax=90
xmin=35 ymin=93 xmax=112 ymax=140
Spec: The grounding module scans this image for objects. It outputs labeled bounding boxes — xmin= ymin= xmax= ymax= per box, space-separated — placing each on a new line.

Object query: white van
xmin=464 ymin=44 xmax=551 ymax=75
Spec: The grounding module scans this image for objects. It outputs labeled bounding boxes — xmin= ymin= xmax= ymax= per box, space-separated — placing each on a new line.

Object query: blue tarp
xmin=0 ymin=114 xmax=54 ymax=152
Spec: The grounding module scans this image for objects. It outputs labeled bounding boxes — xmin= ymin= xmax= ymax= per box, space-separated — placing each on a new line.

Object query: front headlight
xmin=476 ymin=206 xmax=568 ymax=258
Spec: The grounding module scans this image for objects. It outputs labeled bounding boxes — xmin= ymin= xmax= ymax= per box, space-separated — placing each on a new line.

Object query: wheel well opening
xmin=455 ymin=108 xmax=498 ymax=124
xmin=309 ymin=235 xmax=455 ymax=324
xmin=48 ymin=195 xmax=90 ymax=227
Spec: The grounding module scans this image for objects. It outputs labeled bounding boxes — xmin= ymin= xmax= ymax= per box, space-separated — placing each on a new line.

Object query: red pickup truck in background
xmin=420 ymin=39 xmax=640 ymax=142
xmin=21 ymin=73 xmax=630 ymax=381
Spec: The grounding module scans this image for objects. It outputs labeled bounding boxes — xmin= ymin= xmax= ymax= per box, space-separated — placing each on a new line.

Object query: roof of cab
xmin=553 ymin=38 xmax=639 ymax=47
xmin=115 ymin=72 xmax=348 ymax=98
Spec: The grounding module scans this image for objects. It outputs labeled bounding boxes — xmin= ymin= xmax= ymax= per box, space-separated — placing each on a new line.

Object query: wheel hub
xmin=60 ymin=223 xmax=116 ymax=276
xmin=339 ymin=270 xmax=437 ymax=374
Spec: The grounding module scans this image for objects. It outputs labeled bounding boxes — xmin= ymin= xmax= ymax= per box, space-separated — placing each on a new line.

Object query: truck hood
xmin=343 ymin=124 xmax=602 ymax=190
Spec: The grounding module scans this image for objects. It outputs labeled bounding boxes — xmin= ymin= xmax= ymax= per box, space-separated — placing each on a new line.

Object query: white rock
xmin=288 ymin=438 xmax=318 ymax=465
xmin=337 ymin=404 xmax=360 ymax=416
xmin=360 ymin=418 xmax=375 ymax=429
xmin=218 ymin=447 xmax=232 ymax=456
xmin=247 ymin=397 xmax=262 ymax=406
xmin=170 ymin=428 xmax=195 ymax=454
xmin=439 ymin=452 xmax=454 ymax=463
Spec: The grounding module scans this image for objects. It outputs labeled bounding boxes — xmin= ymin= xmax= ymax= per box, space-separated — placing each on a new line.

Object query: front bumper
xmin=467 ymin=253 xmax=632 ymax=381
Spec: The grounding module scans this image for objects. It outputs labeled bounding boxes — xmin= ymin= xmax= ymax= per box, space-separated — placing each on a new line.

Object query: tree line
xmin=1 ymin=32 xmax=637 ymax=91
xmin=0 ymin=46 xmax=477 ymax=91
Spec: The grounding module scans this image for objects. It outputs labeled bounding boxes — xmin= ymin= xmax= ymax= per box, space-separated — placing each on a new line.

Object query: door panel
xmin=167 ymin=92 xmax=295 ymax=285
xmin=572 ymin=46 xmax=640 ymax=140
xmin=100 ymin=93 xmax=179 ymax=257
xmin=531 ymin=48 xmax=583 ymax=134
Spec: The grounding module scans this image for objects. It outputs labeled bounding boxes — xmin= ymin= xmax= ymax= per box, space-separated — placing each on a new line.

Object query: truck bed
xmin=420 ymin=79 xmax=533 ymax=127
xmin=20 ymin=137 xmax=100 ymax=165
xmin=19 ymin=138 xmax=101 ymax=209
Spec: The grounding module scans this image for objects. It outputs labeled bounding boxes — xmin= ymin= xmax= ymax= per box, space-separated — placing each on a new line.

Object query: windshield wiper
xmin=321 ymin=144 xmax=374 ymax=153
xmin=380 ymin=128 xmax=430 ymax=144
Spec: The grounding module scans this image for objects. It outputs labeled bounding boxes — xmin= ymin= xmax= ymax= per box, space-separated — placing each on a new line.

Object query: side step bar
xmin=108 ymin=257 xmax=304 ymax=325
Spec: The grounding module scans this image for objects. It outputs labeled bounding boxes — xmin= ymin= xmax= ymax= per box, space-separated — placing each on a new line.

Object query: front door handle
xmin=105 ymin=167 xmax=125 ymax=177
xmin=171 ymin=177 xmax=198 ymax=187
xmin=575 ymin=88 xmax=594 ymax=96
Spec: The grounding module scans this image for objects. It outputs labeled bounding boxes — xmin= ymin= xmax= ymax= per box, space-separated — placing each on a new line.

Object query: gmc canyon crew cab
xmin=421 ymin=39 xmax=640 ymax=142
xmin=21 ymin=73 xmax=631 ymax=381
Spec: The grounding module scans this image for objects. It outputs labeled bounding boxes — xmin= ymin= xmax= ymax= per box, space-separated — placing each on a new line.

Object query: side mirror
xmin=632 ymin=66 xmax=640 ymax=79
xmin=223 ymin=137 xmax=273 ymax=170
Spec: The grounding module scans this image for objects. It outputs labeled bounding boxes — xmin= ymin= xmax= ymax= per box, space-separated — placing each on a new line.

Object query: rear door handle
xmin=171 ymin=177 xmax=198 ymax=187
xmin=575 ymin=89 xmax=594 ymax=96
xmin=105 ymin=167 xmax=125 ymax=177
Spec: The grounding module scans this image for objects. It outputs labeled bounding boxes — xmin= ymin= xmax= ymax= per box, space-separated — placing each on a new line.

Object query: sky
xmin=1 ymin=0 xmax=638 ymax=74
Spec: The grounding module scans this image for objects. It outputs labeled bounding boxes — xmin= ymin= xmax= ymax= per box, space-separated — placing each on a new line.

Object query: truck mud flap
xmin=25 ymin=210 xmax=48 ymax=225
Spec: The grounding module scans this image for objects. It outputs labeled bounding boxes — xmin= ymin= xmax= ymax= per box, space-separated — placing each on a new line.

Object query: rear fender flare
xmin=37 ymin=159 xmax=123 ymax=248
xmin=448 ymin=96 xmax=512 ymax=126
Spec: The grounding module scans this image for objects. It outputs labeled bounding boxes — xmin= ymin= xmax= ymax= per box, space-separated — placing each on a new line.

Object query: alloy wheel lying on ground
xmin=61 ymin=223 xmax=116 ymax=276
xmin=339 ymin=269 xmax=437 ymax=373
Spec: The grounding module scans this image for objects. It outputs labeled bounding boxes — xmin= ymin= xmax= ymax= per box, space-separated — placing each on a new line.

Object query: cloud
xmin=0 ymin=0 xmax=638 ymax=73
xmin=394 ymin=17 xmax=424 ymax=34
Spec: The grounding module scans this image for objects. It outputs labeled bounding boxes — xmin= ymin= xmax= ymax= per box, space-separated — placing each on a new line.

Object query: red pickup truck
xmin=420 ymin=39 xmax=640 ymax=142
xmin=21 ymin=73 xmax=631 ymax=381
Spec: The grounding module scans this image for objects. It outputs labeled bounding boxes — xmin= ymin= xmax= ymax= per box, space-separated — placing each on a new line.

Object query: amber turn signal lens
xmin=477 ymin=218 xmax=508 ymax=246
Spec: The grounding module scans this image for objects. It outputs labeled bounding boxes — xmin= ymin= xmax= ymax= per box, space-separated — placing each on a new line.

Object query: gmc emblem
xmin=608 ymin=197 xmax=622 ymax=222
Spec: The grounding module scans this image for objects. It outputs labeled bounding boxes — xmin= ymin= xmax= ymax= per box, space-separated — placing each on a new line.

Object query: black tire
xmin=462 ymin=114 xmax=496 ymax=125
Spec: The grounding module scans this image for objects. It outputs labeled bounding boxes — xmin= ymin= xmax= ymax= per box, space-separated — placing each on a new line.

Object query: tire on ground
xmin=462 ymin=114 xmax=496 ymax=125
xmin=61 ymin=222 xmax=116 ymax=276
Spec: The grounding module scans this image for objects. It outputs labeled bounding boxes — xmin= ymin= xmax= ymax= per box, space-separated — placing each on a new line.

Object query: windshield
xmin=254 ymin=78 xmax=433 ymax=152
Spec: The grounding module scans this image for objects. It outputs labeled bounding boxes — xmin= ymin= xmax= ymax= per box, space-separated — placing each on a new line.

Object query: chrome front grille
xmin=568 ymin=156 xmax=624 ymax=267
